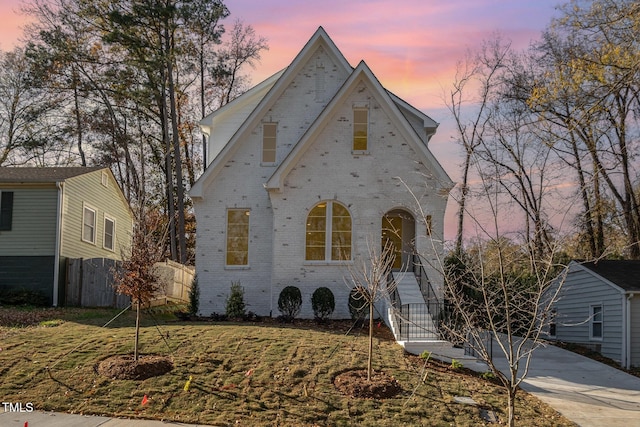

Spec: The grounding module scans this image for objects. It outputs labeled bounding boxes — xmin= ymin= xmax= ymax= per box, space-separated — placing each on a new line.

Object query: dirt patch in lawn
xmin=333 ymin=368 xmax=402 ymax=399
xmin=96 ymin=354 xmax=173 ymax=380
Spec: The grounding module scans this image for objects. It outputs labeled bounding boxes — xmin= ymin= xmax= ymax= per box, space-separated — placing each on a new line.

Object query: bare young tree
xmin=412 ymin=140 xmax=571 ymax=425
xmin=345 ymin=238 xmax=399 ymax=381
xmin=440 ymin=235 xmax=566 ymax=427
xmin=114 ymin=208 xmax=167 ymax=361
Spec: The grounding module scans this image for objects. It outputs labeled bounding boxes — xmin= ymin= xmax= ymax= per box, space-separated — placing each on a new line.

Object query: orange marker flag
xmin=141 ymin=395 xmax=149 ymax=406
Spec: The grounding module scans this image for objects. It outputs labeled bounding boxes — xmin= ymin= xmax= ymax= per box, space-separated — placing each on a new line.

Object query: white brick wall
xmin=195 ymin=46 xmax=448 ymax=319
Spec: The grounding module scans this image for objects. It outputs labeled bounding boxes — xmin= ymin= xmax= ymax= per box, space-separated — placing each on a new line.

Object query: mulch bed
xmin=96 ymin=354 xmax=173 ymax=380
xmin=333 ymin=368 xmax=402 ymax=399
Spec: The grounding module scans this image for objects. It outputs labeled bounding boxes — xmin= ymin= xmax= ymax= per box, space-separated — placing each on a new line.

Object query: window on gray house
xmin=0 ymin=191 xmax=14 ymax=231
xmin=590 ymin=305 xmax=603 ymax=339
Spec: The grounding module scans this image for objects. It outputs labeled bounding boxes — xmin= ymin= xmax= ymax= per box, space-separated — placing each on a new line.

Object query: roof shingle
xmin=581 ymin=260 xmax=640 ymax=292
xmin=0 ymin=167 xmax=104 ymax=183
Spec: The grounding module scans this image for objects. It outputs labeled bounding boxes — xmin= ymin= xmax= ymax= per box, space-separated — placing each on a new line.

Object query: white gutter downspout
xmin=626 ymin=293 xmax=634 ymax=370
xmin=52 ymin=182 xmax=64 ymax=306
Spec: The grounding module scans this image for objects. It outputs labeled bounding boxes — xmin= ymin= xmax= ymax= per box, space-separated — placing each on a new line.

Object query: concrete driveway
xmin=489 ymin=343 xmax=640 ymax=427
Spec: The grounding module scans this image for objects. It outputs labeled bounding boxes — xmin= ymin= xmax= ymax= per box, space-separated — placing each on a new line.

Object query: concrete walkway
xmin=0 ymin=411 xmax=216 ymax=427
xmin=405 ymin=340 xmax=640 ymax=427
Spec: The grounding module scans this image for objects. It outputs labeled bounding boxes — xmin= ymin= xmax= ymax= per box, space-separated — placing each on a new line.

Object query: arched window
xmin=305 ymin=201 xmax=352 ymax=261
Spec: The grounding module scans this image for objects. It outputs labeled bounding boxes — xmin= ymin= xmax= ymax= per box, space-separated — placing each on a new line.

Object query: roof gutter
xmin=53 ymin=182 xmax=64 ymax=306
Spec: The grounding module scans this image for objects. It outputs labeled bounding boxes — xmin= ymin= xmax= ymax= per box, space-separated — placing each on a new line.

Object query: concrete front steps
xmin=391 ymin=271 xmax=439 ymax=340
xmin=389 ymin=271 xmax=488 ymax=373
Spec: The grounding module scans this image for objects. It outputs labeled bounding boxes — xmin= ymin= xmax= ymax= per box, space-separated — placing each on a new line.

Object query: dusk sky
xmin=0 ymin=0 xmax=564 ymax=239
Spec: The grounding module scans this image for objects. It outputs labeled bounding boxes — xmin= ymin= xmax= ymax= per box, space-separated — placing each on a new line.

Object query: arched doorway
xmin=381 ymin=209 xmax=416 ymax=271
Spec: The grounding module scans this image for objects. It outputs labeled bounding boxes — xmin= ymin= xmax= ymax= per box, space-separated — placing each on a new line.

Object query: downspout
xmin=53 ymin=182 xmax=64 ymax=306
xmin=626 ymin=293 xmax=634 ymax=370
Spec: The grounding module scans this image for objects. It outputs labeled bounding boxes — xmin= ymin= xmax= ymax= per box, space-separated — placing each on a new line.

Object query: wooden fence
xmin=65 ymin=258 xmax=130 ymax=308
xmin=151 ymin=260 xmax=195 ymax=304
xmin=65 ymin=258 xmax=195 ymax=308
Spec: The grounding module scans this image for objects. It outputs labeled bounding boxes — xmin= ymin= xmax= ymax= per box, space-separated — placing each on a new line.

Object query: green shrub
xmin=481 ymin=371 xmax=496 ymax=380
xmin=0 ymin=289 xmax=48 ymax=306
xmin=226 ymin=282 xmax=246 ymax=319
xmin=450 ymin=359 xmax=463 ymax=370
xmin=420 ymin=350 xmax=431 ymax=360
xmin=278 ymin=286 xmax=302 ymax=322
xmin=188 ymin=274 xmax=200 ymax=317
xmin=311 ymin=287 xmax=335 ymax=321
xmin=348 ymin=288 xmax=369 ymax=320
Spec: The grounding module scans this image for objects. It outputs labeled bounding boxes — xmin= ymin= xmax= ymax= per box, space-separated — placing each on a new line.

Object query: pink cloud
xmin=0 ymin=1 xmax=31 ymax=50
xmin=232 ymin=1 xmax=558 ymax=114
xmin=1 ymin=0 xmax=563 ymax=240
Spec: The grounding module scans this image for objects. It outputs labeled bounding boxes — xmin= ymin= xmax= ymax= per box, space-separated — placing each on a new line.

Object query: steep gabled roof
xmin=200 ymin=69 xmax=285 ymax=162
xmin=0 ymin=167 xmax=104 ymax=183
xmin=190 ymin=27 xmax=352 ymax=198
xmin=265 ymin=60 xmax=453 ymax=192
xmin=389 ymin=92 xmax=439 ymax=136
xmin=578 ymin=260 xmax=640 ymax=292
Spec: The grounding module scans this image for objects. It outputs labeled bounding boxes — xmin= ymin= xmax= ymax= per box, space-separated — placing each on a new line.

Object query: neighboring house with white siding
xmin=548 ymin=260 xmax=640 ymax=369
xmin=0 ymin=167 xmax=133 ymax=306
xmin=190 ymin=27 xmax=452 ymax=319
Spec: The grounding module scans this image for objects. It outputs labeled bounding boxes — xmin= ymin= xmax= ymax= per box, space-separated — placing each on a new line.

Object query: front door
xmin=382 ymin=215 xmax=403 ymax=270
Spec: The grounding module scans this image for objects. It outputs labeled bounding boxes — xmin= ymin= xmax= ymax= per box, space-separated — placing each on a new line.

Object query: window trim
xmin=103 ymin=215 xmax=116 ymax=252
xmin=0 ymin=191 xmax=14 ymax=231
xmin=82 ymin=204 xmax=97 ymax=245
xmin=262 ymin=123 xmax=277 ymax=164
xmin=305 ymin=201 xmax=352 ymax=263
xmin=225 ymin=208 xmax=250 ymax=268
xmin=590 ymin=304 xmax=603 ymax=341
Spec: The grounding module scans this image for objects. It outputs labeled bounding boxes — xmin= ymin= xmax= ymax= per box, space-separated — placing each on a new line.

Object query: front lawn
xmin=0 ymin=307 xmax=574 ymax=426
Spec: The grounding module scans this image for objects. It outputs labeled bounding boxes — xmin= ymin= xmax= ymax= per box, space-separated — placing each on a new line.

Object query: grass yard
xmin=0 ymin=307 xmax=575 ymax=426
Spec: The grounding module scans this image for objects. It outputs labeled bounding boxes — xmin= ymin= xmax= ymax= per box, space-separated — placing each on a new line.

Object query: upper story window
xmin=315 ymin=61 xmax=325 ymax=102
xmin=82 ymin=205 xmax=96 ymax=244
xmin=0 ymin=191 xmax=14 ymax=231
xmin=353 ymin=108 xmax=368 ymax=151
xmin=590 ymin=305 xmax=603 ymax=340
xmin=104 ymin=216 xmax=115 ymax=251
xmin=226 ymin=209 xmax=250 ymax=266
xmin=305 ymin=201 xmax=352 ymax=261
xmin=262 ymin=123 xmax=277 ymax=163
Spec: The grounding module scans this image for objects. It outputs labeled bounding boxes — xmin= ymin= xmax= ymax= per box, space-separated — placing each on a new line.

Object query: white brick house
xmin=190 ymin=27 xmax=452 ymax=319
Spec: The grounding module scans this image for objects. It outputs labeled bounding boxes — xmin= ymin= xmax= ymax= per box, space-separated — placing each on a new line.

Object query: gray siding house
xmin=190 ymin=27 xmax=452 ymax=318
xmin=550 ymin=260 xmax=640 ymax=369
xmin=0 ymin=167 xmax=133 ymax=305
